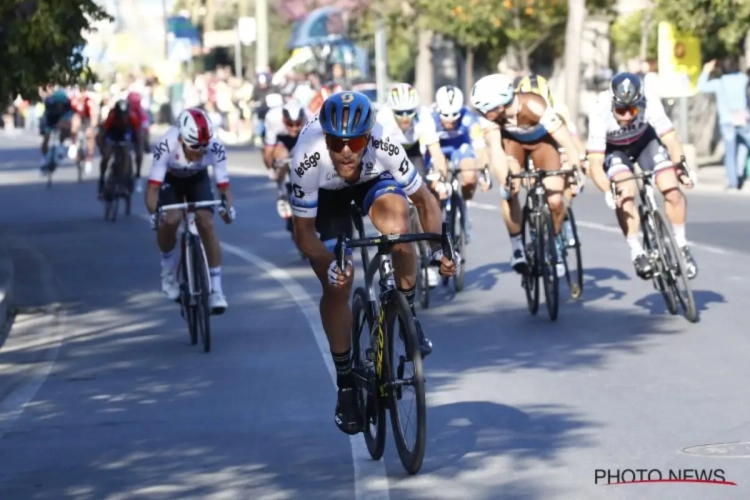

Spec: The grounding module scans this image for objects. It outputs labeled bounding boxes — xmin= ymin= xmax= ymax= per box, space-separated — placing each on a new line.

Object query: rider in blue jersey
xmin=427 ymin=85 xmax=489 ymax=242
xmin=39 ymin=88 xmax=76 ymax=171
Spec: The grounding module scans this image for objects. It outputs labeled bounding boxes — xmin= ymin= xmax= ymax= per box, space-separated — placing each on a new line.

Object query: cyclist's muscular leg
xmin=500 ymin=141 xmax=525 ymax=234
xmin=157 ymin=212 xmax=182 ymax=253
xmin=533 ymin=142 xmax=566 ymax=233
xmin=458 ymin=157 xmax=478 ymax=200
xmin=369 ymin=193 xmax=416 ymax=289
xmin=611 ymin=171 xmax=640 ymax=237
xmin=194 ymin=210 xmax=221 ymax=268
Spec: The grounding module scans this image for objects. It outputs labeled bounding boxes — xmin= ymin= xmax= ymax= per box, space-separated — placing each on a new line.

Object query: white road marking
xmin=0 ymin=238 xmax=64 ymax=440
xmin=137 ymin=212 xmax=390 ymax=498
xmin=468 ymin=201 xmax=743 ymax=257
xmin=221 ymin=242 xmax=391 ymax=500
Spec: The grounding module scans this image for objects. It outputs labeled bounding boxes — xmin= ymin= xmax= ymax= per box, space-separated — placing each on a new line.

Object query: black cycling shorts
xmin=158 ymin=170 xmax=216 ymax=212
xmin=604 ymin=125 xmax=673 ymax=178
xmin=314 ymin=174 xmax=407 ymax=243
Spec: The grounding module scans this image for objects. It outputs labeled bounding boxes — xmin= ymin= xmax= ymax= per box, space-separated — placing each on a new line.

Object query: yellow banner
xmin=657 ymin=22 xmax=701 ymax=97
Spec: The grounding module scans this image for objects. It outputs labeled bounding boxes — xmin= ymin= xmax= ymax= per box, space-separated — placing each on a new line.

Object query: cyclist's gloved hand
xmin=430 ymin=249 xmax=459 ymax=277
xmin=327 ymin=258 xmax=353 ymax=287
xmin=218 ymin=203 xmax=236 ymax=223
xmin=604 ymin=190 xmax=617 ymax=210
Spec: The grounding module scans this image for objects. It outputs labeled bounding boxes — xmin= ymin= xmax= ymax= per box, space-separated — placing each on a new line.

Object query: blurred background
xmin=5 ymin=0 xmax=750 ymax=179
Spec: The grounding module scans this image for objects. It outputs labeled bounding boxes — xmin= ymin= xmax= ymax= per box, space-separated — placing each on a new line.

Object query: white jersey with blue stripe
xmin=290 ymin=114 xmax=423 ymax=218
xmin=431 ymin=106 xmax=486 ymax=152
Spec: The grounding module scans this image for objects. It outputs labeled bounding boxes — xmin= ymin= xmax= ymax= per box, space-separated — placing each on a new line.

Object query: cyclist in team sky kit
xmin=289 ymin=91 xmax=457 ymax=435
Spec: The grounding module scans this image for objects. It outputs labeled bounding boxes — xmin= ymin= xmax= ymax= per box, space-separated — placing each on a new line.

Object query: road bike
xmin=408 ymin=202 xmax=433 ymax=309
xmin=508 ymin=169 xmax=575 ymax=321
xmin=103 ymin=141 xmax=133 ymax=222
xmin=334 ymin=222 xmax=454 ymax=475
xmin=610 ymin=169 xmax=698 ymax=323
xmin=43 ymin=128 xmax=65 ymax=189
xmin=157 ymin=199 xmax=224 ymax=352
xmin=74 ymin=126 xmax=87 ymax=182
xmin=427 ymin=165 xmax=490 ymax=293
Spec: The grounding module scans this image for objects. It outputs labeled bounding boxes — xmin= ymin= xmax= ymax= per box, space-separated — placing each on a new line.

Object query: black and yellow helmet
xmin=516 ymin=75 xmax=554 ymax=107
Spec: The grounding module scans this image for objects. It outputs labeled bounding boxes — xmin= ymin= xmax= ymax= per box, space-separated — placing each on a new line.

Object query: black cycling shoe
xmin=334 ymin=386 xmax=362 ymax=435
xmin=415 ymin=319 xmax=433 ymax=358
xmin=633 ymin=253 xmax=653 ymax=279
xmin=680 ymin=246 xmax=698 ymax=279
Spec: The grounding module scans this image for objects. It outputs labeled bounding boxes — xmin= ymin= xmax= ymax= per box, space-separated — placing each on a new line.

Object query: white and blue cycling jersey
xmin=426 ymin=106 xmax=486 ymax=168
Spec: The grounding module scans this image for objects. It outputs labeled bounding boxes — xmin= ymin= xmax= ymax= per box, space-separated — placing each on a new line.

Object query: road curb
xmin=0 ymin=237 xmax=15 ymax=340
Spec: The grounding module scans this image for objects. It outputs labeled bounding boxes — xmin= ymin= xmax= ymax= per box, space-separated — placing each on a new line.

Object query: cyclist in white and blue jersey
xmin=428 ymin=85 xmax=489 ymax=242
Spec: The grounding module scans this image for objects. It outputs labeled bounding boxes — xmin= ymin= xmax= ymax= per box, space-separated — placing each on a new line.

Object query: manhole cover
xmin=682 ymin=442 xmax=750 ymax=457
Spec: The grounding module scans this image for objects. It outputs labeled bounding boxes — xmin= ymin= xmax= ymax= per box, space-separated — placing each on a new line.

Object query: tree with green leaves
xmin=656 ymin=0 xmax=750 ymax=58
xmin=0 ymin=0 xmax=112 ymax=99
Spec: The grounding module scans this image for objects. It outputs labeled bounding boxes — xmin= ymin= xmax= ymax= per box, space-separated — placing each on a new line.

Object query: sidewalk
xmin=695 ymin=162 xmax=749 ymax=196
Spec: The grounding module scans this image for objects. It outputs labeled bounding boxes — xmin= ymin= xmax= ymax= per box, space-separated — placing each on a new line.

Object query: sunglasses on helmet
xmin=325 ymin=134 xmax=370 ymax=154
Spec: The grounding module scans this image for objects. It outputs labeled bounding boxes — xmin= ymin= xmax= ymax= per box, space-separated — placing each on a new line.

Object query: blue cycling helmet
xmin=319 ymin=91 xmax=375 ymax=138
xmin=52 ymin=90 xmax=68 ymax=102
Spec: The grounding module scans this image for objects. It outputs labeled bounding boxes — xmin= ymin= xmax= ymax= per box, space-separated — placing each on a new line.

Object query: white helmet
xmin=387 ymin=83 xmax=420 ymax=112
xmin=435 ymin=85 xmax=464 ymax=119
xmin=471 ymin=74 xmax=515 ymax=114
xmin=177 ymin=108 xmax=214 ymax=147
xmin=282 ymin=99 xmax=305 ymax=123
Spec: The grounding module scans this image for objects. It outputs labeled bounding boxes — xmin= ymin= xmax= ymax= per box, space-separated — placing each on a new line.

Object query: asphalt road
xmin=0 ymin=135 xmax=749 ymax=499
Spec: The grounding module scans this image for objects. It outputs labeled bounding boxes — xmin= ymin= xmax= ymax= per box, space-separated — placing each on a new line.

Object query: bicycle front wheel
xmin=191 ymin=235 xmax=212 ymax=352
xmin=521 ymin=205 xmax=540 ymax=315
xmin=453 ymin=197 xmax=467 ymax=292
xmin=641 ymin=206 xmax=678 ymax=315
xmin=386 ymin=291 xmax=426 ymax=475
xmin=653 ymin=211 xmax=699 ymax=323
xmin=539 ymin=206 xmax=559 ymax=321
xmin=351 ymin=287 xmax=386 ymax=460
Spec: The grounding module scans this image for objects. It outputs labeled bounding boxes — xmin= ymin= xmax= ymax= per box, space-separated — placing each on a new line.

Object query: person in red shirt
xmin=127 ymin=92 xmax=150 ymax=191
xmin=95 ymin=99 xmax=143 ymax=198
xmin=71 ymin=86 xmax=99 ymax=172
xmin=307 ymin=83 xmax=342 ymax=115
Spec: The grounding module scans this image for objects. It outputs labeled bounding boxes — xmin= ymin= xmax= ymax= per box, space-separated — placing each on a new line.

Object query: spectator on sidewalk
xmin=697 ymin=56 xmax=750 ymax=191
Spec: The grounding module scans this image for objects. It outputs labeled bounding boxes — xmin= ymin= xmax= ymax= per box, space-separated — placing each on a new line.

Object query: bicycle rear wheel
xmin=386 ymin=290 xmax=426 ymax=475
xmin=653 ymin=211 xmax=699 ymax=323
xmin=351 ymin=287 xmax=386 ymax=460
xmin=191 ymin=235 xmax=212 ymax=352
xmin=539 ymin=206 xmax=559 ymax=321
xmin=640 ymin=206 xmax=677 ymax=315
xmin=521 ymin=205 xmax=540 ymax=315
xmin=563 ymin=207 xmax=583 ymax=299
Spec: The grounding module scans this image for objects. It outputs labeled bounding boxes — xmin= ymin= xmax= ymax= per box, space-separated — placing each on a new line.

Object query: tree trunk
xmin=564 ymin=0 xmax=586 ymax=130
xmin=464 ymin=46 xmax=475 ymax=95
xmin=639 ymin=1 xmax=653 ymax=61
xmin=204 ymin=0 xmax=215 ymax=33
xmin=415 ymin=29 xmax=434 ymax=106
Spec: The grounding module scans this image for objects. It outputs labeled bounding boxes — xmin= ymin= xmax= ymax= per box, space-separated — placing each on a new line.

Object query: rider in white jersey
xmin=376 ymin=83 xmax=446 ymax=286
xmin=290 ymin=91 xmax=456 ymax=435
xmin=146 ymin=108 xmax=236 ymax=313
xmin=263 ymin=99 xmax=311 ymax=228
xmin=587 ymin=72 xmax=697 ymax=279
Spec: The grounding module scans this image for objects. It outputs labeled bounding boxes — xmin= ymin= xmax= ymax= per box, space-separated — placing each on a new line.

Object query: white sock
xmin=161 ymin=251 xmax=175 ymax=272
xmin=510 ymin=234 xmax=523 ymax=253
xmin=672 ymin=224 xmax=688 ymax=248
xmin=210 ymin=267 xmax=222 ymax=293
xmin=626 ymin=236 xmax=644 ymax=260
